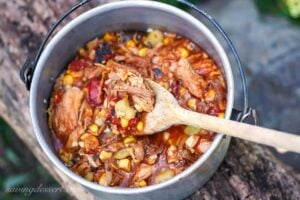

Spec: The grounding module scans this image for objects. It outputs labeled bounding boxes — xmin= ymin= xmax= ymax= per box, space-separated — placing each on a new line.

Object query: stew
xmin=48 ymin=29 xmax=227 ymax=187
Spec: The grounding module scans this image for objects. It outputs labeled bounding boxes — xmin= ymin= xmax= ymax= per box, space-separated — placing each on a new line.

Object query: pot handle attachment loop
xmin=19 ymin=0 xmax=92 ymax=90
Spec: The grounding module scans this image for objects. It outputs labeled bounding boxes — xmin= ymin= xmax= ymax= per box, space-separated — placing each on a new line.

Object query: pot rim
xmin=30 ymin=0 xmax=234 ymax=194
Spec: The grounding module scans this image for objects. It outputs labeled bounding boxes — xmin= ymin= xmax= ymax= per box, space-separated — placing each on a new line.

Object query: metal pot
xmin=22 ymin=1 xmax=247 ymax=199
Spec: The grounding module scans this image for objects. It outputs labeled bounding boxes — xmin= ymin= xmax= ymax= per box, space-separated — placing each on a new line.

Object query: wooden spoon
xmin=143 ymin=80 xmax=300 ymax=153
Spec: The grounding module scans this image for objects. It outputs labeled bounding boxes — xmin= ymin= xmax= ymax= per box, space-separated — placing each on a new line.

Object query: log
xmin=0 ymin=0 xmax=299 ymax=199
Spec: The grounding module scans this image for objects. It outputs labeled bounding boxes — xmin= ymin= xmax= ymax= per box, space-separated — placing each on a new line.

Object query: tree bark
xmin=0 ymin=0 xmax=299 ymax=199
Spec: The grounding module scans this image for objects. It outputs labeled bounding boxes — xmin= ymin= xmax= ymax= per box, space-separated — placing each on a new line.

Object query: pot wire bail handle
xmin=19 ymin=0 xmax=92 ymax=90
xmin=177 ymin=0 xmax=256 ymax=124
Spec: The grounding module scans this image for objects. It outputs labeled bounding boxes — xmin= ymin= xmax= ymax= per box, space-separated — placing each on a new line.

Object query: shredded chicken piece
xmin=53 ymin=87 xmax=84 ymax=141
xmin=125 ymin=56 xmax=151 ymax=68
xmin=78 ymin=100 xmax=93 ymax=128
xmin=175 ymin=59 xmax=205 ymax=98
xmin=84 ymin=64 xmax=106 ymax=79
xmin=107 ymin=60 xmax=155 ymax=112
xmin=133 ymin=164 xmax=153 ymax=182
xmin=66 ymin=127 xmax=85 ymax=149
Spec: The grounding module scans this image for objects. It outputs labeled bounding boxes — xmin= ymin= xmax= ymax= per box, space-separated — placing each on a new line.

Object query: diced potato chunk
xmin=155 ymin=168 xmax=175 ymax=184
xmin=185 ymin=135 xmax=200 ymax=148
xmin=81 ymin=133 xmax=100 ymax=152
xmin=99 ymin=173 xmax=109 ymax=186
xmin=118 ymin=159 xmax=131 ymax=171
xmin=184 ymin=126 xmax=201 ymax=135
xmin=114 ymin=148 xmax=130 ymax=159
xmin=115 ymin=98 xmax=136 ymax=120
xmin=99 ymin=150 xmax=112 ymax=161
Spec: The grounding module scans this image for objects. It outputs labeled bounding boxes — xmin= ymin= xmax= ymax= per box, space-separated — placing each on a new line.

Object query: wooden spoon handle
xmin=176 ymin=107 xmax=300 ymax=153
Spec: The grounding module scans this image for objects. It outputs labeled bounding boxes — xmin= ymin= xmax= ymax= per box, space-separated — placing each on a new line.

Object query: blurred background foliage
xmin=254 ymin=0 xmax=300 ymax=24
xmin=160 ymin=0 xmax=300 ymax=23
xmin=0 ymin=118 xmax=69 ymax=200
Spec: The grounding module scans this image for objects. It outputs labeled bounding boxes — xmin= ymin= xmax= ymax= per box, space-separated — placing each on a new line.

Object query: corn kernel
xmin=218 ymin=113 xmax=225 ymax=118
xmin=124 ymin=136 xmax=136 ymax=144
xmin=205 ymin=89 xmax=216 ymax=101
xmin=136 ymin=121 xmax=144 ymax=131
xmin=88 ymin=124 xmax=99 ymax=133
xmin=139 ymin=180 xmax=147 ymax=187
xmin=103 ymin=32 xmax=116 ymax=42
xmin=78 ymin=48 xmax=86 ymax=57
xmin=99 ymin=108 xmax=108 ymax=119
xmin=118 ymin=159 xmax=131 ymax=171
xmin=63 ymin=74 xmax=74 ymax=85
xmin=179 ymin=88 xmax=186 ymax=96
xmin=99 ymin=150 xmax=112 ymax=161
xmin=126 ymin=40 xmax=136 ymax=48
xmin=84 ymin=172 xmax=94 ymax=181
xmin=163 ymin=37 xmax=171 ymax=45
xmin=187 ymin=98 xmax=197 ymax=110
xmin=121 ymin=118 xmax=129 ymax=128
xmin=179 ymin=47 xmax=189 ymax=58
xmin=138 ymin=48 xmax=148 ymax=57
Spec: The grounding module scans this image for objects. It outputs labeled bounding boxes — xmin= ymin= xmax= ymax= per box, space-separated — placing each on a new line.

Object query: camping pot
xmin=20 ymin=0 xmax=254 ymax=199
